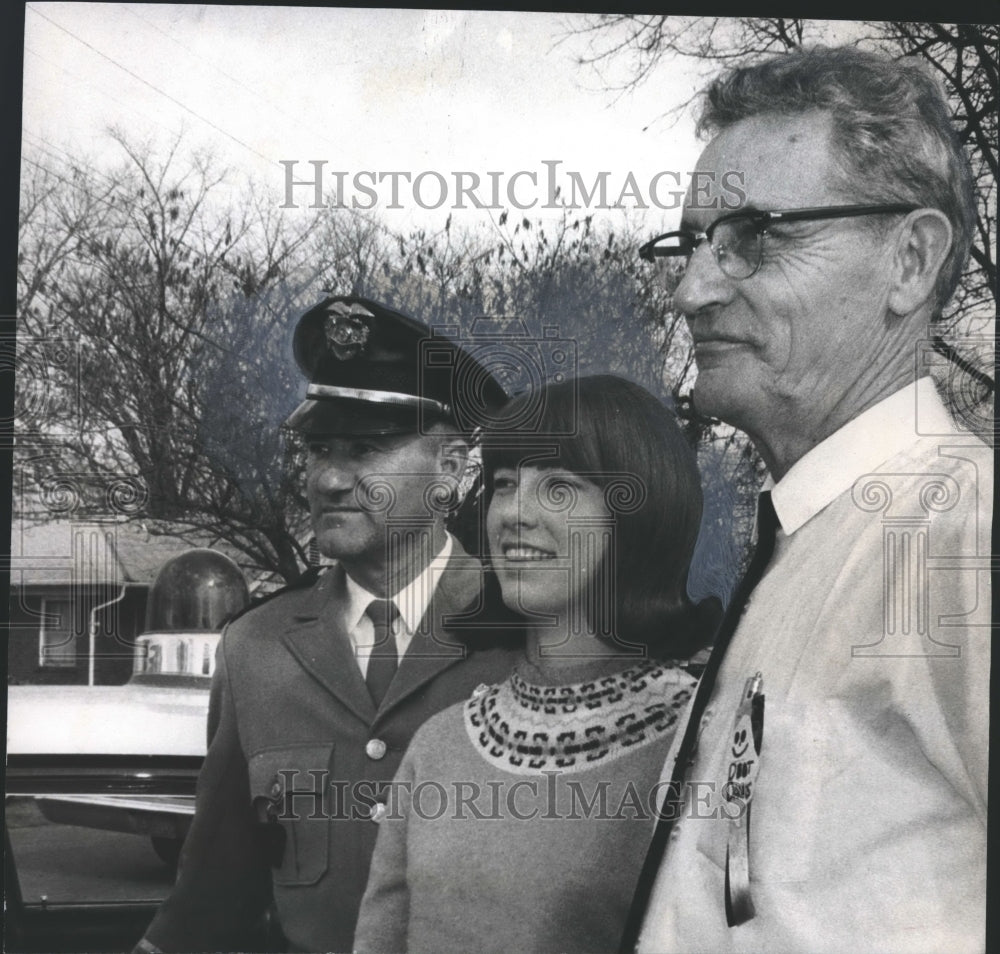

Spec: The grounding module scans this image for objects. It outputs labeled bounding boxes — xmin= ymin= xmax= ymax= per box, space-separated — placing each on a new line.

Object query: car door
xmin=5 ymin=752 xmax=201 ymax=953
xmin=5 ymin=683 xmax=205 ymax=953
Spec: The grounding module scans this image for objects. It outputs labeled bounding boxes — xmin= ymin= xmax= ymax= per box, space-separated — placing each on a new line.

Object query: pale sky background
xmin=21 ymin=5 xmax=870 ymax=235
xmin=21 ymin=3 xmax=738 ymax=235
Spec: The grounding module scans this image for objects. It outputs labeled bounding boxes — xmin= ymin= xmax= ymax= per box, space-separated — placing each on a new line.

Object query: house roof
xmin=7 ymin=520 xmax=256 ymax=589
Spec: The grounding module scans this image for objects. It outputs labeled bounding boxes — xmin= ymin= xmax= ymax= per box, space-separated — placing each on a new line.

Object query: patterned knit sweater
xmin=354 ymin=656 xmax=696 ymax=954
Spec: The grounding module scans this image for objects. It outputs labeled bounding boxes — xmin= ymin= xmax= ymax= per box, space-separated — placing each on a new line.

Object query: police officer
xmin=138 ymin=297 xmax=522 ymax=953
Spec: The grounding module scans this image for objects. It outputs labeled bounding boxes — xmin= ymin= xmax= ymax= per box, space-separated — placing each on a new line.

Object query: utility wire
xmin=27 ymin=4 xmax=273 ymax=165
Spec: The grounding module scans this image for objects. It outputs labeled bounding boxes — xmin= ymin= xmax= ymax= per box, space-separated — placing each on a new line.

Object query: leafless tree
xmin=16 ymin=133 xmax=322 ymax=581
xmin=16 ymin=135 xmax=746 ymax=592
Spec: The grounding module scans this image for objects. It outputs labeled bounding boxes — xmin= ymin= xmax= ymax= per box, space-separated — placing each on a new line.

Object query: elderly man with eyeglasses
xmin=624 ymin=46 xmax=991 ymax=954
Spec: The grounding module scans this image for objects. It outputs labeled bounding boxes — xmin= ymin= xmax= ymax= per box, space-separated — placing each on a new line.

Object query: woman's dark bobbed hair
xmin=482 ymin=374 xmax=709 ymax=658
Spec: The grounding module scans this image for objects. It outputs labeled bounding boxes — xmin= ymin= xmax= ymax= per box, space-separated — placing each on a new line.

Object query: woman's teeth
xmin=503 ymin=545 xmax=555 ymax=561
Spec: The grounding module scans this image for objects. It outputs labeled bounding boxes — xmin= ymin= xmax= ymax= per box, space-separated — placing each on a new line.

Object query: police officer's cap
xmin=284 ymin=296 xmax=507 ymax=436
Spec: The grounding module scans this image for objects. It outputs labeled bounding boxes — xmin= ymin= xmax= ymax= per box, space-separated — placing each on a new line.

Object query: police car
xmin=6 ymin=551 xmax=249 ymax=952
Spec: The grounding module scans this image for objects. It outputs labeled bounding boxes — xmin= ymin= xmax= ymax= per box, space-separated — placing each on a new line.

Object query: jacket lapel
xmin=280 ymin=566 xmax=377 ymax=724
xmin=378 ymin=543 xmax=485 ymax=714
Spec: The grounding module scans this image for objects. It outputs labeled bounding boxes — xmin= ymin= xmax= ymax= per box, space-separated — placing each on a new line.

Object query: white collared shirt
xmin=341 ymin=534 xmax=454 ymax=677
xmin=639 ymin=376 xmax=991 ymax=953
xmin=768 ymin=376 xmax=964 ymax=536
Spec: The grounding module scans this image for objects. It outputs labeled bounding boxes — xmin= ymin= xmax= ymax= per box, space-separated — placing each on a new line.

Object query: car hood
xmin=6 ymin=684 xmax=208 ymax=757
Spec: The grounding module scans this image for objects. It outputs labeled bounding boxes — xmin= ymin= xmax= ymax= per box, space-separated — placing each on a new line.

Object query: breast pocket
xmin=248 ymin=742 xmax=334 ymax=886
xmin=693 ymin=697 xmax=826 ymax=887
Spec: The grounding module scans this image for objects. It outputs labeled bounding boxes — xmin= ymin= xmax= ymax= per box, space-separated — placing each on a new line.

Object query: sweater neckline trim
xmin=464 ymin=658 xmax=695 ymax=775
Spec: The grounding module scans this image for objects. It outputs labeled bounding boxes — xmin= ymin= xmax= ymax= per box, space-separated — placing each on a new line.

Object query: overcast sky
xmin=22 ymin=3 xmax=730 ymax=233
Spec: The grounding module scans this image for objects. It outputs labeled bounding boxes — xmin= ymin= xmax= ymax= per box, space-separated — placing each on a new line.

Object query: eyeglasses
xmin=638 ymin=204 xmax=919 ymax=280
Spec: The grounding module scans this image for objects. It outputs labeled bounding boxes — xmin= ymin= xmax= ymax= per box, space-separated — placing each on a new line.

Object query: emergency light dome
xmin=144 ymin=549 xmax=250 ymax=634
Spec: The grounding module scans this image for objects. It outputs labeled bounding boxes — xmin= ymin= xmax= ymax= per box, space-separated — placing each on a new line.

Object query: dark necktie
xmin=364 ymin=599 xmax=401 ymax=707
xmin=619 ymin=491 xmax=779 ymax=952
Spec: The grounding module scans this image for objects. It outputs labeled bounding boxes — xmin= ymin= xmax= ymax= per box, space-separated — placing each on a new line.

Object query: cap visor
xmin=283 ymin=398 xmax=419 ymax=435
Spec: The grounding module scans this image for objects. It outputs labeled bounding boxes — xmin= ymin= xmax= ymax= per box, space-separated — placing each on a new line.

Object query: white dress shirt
xmin=342 ymin=534 xmax=454 ymax=677
xmin=639 ymin=377 xmax=991 ymax=954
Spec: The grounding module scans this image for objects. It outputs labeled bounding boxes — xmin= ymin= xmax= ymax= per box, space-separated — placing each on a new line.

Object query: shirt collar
xmin=341 ymin=533 xmax=454 ymax=633
xmin=769 ymin=377 xmax=958 ymax=536
xmin=392 ymin=533 xmax=453 ymax=632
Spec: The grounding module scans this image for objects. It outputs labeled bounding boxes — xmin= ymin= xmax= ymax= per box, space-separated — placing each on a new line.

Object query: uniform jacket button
xmin=370 ymin=801 xmax=387 ymax=823
xmin=365 ymin=738 xmax=387 ymax=760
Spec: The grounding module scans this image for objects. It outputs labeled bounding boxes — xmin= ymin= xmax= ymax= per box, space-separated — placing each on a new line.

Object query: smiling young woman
xmin=354 ymin=375 xmax=721 ymax=954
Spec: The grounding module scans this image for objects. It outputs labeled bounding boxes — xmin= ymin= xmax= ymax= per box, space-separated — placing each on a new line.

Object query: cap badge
xmin=324 ymin=301 xmax=373 ymax=360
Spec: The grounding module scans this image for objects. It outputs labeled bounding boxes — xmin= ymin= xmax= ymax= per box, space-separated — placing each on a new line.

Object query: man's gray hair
xmin=697 ymin=45 xmax=975 ymax=318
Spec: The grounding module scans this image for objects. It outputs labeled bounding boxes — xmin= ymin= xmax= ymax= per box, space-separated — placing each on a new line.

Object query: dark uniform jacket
xmin=144 ymin=544 xmax=520 ymax=953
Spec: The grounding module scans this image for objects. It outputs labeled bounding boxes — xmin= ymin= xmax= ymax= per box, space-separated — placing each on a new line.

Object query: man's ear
xmin=888 ymin=208 xmax=952 ymax=316
xmin=438 ymin=436 xmax=470 ymax=480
